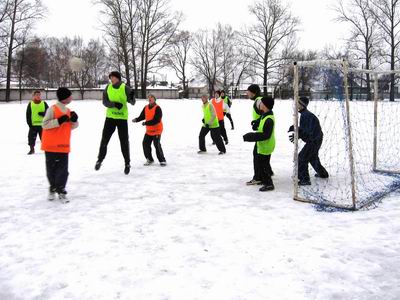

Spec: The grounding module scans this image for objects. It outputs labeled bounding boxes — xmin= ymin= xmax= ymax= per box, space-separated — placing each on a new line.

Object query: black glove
xmin=132 ymin=118 xmax=138 ymax=123
xmin=38 ymin=112 xmax=46 ymax=117
xmin=201 ymin=118 xmax=205 ymax=124
xmin=142 ymin=122 xmax=146 ymax=126
xmin=288 ymin=125 xmax=294 ymax=132
xmin=58 ymin=115 xmax=70 ymax=125
xmin=289 ymin=133 xmax=294 ymax=143
xmin=70 ymin=111 xmax=78 ymax=122
xmin=205 ymin=124 xmax=210 ymax=128
xmin=114 ymin=102 xmax=123 ymax=110
xmin=243 ymin=133 xmax=252 ymax=142
xmin=251 ymin=119 xmax=260 ymax=131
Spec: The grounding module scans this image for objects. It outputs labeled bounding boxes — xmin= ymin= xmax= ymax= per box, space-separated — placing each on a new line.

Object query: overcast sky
xmin=36 ymin=0 xmax=349 ymax=51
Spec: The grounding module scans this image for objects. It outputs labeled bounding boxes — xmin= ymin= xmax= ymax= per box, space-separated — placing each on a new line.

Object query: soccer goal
xmin=292 ymin=60 xmax=400 ymax=210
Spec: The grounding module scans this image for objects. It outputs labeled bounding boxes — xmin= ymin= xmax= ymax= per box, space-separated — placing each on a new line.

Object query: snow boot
xmin=197 ymin=150 xmax=207 ymax=154
xmin=160 ymin=161 xmax=167 ymax=167
xmin=218 ymin=151 xmax=226 ymax=155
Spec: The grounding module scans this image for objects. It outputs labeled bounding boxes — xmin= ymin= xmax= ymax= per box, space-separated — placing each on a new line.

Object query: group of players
xmin=25 ymin=71 xmax=328 ymax=203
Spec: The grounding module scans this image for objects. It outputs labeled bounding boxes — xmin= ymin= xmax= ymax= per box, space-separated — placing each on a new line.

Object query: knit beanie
xmin=261 ymin=96 xmax=274 ymax=110
xmin=56 ymin=87 xmax=72 ymax=102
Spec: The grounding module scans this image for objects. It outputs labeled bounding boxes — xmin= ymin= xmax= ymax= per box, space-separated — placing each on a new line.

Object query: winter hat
xmin=109 ymin=71 xmax=122 ymax=81
xmin=247 ymin=84 xmax=261 ymax=95
xmin=56 ymin=87 xmax=72 ymax=102
xmin=261 ymin=96 xmax=274 ymax=110
xmin=299 ymin=96 xmax=309 ymax=107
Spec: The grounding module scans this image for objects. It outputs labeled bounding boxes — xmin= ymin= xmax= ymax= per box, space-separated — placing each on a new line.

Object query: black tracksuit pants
xmin=28 ymin=126 xmax=42 ymax=146
xmin=98 ymin=118 xmax=130 ymax=164
xmin=225 ymin=113 xmax=234 ymax=129
xmin=298 ymin=139 xmax=329 ymax=181
xmin=143 ymin=134 xmax=166 ymax=163
xmin=253 ymin=144 xmax=273 ymax=181
xmin=219 ymin=120 xmax=228 ymax=142
xmin=45 ymin=152 xmax=69 ymax=193
xmin=199 ymin=127 xmax=226 ymax=153
xmin=255 ymin=153 xmax=273 ymax=186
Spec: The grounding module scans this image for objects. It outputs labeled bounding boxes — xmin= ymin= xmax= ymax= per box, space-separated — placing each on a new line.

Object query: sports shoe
xmin=246 ymin=179 xmax=262 ymax=186
xmin=197 ymin=150 xmax=207 ymax=154
xmin=95 ymin=160 xmax=102 ymax=171
xmin=160 ymin=162 xmax=167 ymax=167
xmin=298 ymin=180 xmax=311 ymax=186
xmin=315 ymin=173 xmax=329 ymax=179
xmin=58 ymin=189 xmax=69 ymax=204
xmin=144 ymin=160 xmax=154 ymax=166
xmin=124 ymin=164 xmax=131 ymax=175
xmin=48 ymin=187 xmax=56 ymax=201
xmin=259 ymin=184 xmax=275 ymax=192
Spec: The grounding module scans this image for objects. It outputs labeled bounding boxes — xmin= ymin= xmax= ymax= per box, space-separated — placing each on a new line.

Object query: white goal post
xmin=292 ymin=60 xmax=400 ymax=210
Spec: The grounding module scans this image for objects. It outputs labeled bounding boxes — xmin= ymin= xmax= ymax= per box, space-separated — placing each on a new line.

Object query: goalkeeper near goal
xmin=288 ymin=96 xmax=329 ymax=186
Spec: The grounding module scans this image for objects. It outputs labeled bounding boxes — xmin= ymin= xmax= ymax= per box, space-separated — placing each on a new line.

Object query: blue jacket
xmin=299 ymin=109 xmax=323 ymax=143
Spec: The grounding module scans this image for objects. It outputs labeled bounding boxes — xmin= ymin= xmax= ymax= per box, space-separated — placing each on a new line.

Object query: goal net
xmin=292 ymin=60 xmax=400 ymax=210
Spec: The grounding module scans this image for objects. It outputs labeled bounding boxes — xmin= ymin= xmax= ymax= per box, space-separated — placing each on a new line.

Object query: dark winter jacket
xmin=244 ymin=111 xmax=274 ymax=142
xmin=103 ymin=82 xmax=136 ymax=108
xmin=299 ymin=109 xmax=323 ymax=143
xmin=135 ymin=104 xmax=163 ymax=126
xmin=26 ymin=101 xmax=49 ymax=127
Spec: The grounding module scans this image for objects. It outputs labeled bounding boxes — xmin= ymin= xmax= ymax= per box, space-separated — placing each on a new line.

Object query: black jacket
xmin=26 ymin=101 xmax=49 ymax=127
xmin=103 ymin=82 xmax=136 ymax=108
xmin=135 ymin=104 xmax=162 ymax=126
xmin=299 ymin=109 xmax=323 ymax=143
xmin=244 ymin=111 xmax=274 ymax=142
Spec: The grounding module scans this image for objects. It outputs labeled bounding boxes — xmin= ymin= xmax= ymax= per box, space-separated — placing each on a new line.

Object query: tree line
xmin=1 ymin=0 xmax=400 ymax=101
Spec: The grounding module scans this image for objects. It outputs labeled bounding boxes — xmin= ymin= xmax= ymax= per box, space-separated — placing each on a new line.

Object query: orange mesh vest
xmin=211 ymin=98 xmax=224 ymax=121
xmin=145 ymin=104 xmax=163 ymax=136
xmin=41 ymin=105 xmax=72 ymax=153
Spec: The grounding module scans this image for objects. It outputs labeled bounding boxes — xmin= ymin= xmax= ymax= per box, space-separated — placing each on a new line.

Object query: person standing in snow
xmin=41 ymin=88 xmax=79 ymax=203
xmin=95 ymin=71 xmax=136 ymax=175
xmin=243 ymin=96 xmax=275 ymax=192
xmin=211 ymin=90 xmax=229 ymax=145
xmin=246 ymin=84 xmax=266 ymax=185
xmin=132 ymin=94 xmax=167 ymax=167
xmin=288 ymin=96 xmax=329 ymax=186
xmin=220 ymin=90 xmax=234 ymax=130
xmin=26 ymin=90 xmax=49 ymax=155
xmin=198 ymin=95 xmax=226 ymax=155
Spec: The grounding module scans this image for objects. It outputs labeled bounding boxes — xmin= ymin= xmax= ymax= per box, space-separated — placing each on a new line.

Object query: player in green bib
xmin=26 ymin=90 xmax=49 ymax=155
xmin=243 ymin=96 xmax=275 ymax=192
xmin=95 ymin=71 xmax=136 ymax=175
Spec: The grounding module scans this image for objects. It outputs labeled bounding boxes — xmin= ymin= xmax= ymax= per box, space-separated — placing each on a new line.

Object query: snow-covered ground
xmin=0 ymin=99 xmax=399 ymax=300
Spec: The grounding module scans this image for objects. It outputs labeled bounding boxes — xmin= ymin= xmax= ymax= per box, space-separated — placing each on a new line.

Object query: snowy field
xmin=0 ymin=99 xmax=399 ymax=300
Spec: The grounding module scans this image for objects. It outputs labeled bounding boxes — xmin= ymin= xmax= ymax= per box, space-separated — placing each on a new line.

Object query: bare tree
xmin=98 ymin=0 xmax=132 ymax=86
xmin=334 ymin=0 xmax=380 ymax=100
xmin=4 ymin=0 xmax=45 ymax=101
xmin=136 ymin=0 xmax=182 ymax=98
xmin=163 ymin=30 xmax=191 ymax=98
xmin=191 ymin=28 xmax=223 ymax=97
xmin=241 ymin=0 xmax=299 ymax=94
xmin=370 ymin=0 xmax=400 ymax=101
